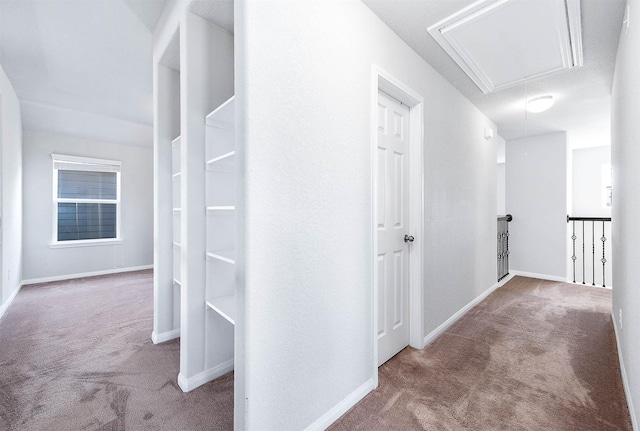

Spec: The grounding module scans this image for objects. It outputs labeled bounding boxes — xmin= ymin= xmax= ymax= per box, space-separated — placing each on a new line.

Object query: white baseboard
xmin=21 ymin=264 xmax=154 ymax=286
xmin=613 ymin=315 xmax=638 ymax=430
xmin=423 ymin=280 xmax=502 ymax=347
xmin=151 ymin=328 xmax=180 ymax=344
xmin=0 ymin=282 xmax=23 ymax=320
xmin=510 ymin=270 xmax=567 ymax=283
xmin=304 ymin=378 xmax=375 ymax=431
xmin=177 ymin=359 xmax=234 ymax=392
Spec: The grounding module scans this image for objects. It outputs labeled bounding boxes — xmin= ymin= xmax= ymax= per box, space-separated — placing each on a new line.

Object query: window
xmin=52 ymin=154 xmax=121 ymax=245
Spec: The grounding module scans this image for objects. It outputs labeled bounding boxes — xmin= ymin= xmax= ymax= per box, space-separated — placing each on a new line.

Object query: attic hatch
xmin=427 ymin=0 xmax=583 ymax=94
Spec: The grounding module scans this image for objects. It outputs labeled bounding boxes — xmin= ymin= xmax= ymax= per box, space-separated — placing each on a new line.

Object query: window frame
xmin=51 ymin=154 xmax=122 ymax=248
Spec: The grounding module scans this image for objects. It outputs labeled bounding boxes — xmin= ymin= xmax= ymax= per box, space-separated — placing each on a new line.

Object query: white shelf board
xmin=173 ymin=208 xmax=182 ymax=213
xmin=206 ymin=96 xmax=235 ymax=129
xmin=172 ymin=136 xmax=181 ymax=146
xmin=206 ymin=294 xmax=235 ymax=325
xmin=173 ymin=279 xmax=182 ymax=287
xmin=206 ymin=249 xmax=235 ymax=265
xmin=206 ymin=205 xmax=235 ymax=214
xmin=172 ymin=172 xmax=182 ymax=180
xmin=173 ymin=242 xmax=181 ymax=248
xmin=205 ymin=151 xmax=235 ymax=172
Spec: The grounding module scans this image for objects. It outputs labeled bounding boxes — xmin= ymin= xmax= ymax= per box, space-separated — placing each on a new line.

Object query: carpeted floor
xmin=0 ymin=270 xmax=233 ymax=431
xmin=331 ymin=276 xmax=632 ymax=430
xmin=0 ymin=273 xmax=631 ymax=430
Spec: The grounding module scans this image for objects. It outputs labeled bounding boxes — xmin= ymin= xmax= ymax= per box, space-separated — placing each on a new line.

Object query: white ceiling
xmin=0 ymin=0 xmax=166 ymax=147
xmin=364 ymin=0 xmax=627 ymax=148
xmin=0 ymin=0 xmax=625 ymax=149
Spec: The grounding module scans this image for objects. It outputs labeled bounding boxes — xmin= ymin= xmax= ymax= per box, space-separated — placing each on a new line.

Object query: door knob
xmin=404 ymin=234 xmax=415 ymax=243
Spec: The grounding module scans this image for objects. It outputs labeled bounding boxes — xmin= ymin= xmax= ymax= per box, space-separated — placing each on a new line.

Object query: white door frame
xmin=371 ymin=66 xmax=424 ymax=387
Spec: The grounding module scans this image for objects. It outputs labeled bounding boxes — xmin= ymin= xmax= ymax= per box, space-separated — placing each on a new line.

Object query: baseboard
xmin=612 ymin=315 xmax=638 ymax=430
xmin=0 ymin=282 xmax=23 ymax=320
xmin=498 ymin=273 xmax=515 ymax=286
xmin=304 ymin=378 xmax=375 ymax=431
xmin=151 ymin=328 xmax=180 ymax=344
xmin=21 ymin=264 xmax=154 ymax=286
xmin=510 ymin=270 xmax=567 ymax=283
xmin=423 ymin=280 xmax=501 ymax=347
xmin=177 ymin=359 xmax=234 ymax=392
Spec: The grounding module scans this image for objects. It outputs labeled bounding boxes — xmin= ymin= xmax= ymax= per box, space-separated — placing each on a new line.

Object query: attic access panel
xmin=428 ymin=0 xmax=583 ymax=94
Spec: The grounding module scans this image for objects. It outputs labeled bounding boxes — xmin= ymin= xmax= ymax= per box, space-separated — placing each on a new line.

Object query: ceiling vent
xmin=428 ymin=0 xmax=583 ymax=94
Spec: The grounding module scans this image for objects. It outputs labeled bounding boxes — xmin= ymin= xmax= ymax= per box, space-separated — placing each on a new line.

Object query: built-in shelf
xmin=172 ymin=172 xmax=182 ymax=179
xmin=205 ymin=96 xmax=235 ymax=129
xmin=206 ymin=205 xmax=235 ymax=214
xmin=206 ymin=151 xmax=235 ymax=172
xmin=173 ymin=208 xmax=182 ymax=213
xmin=206 ymin=249 xmax=235 ymax=265
xmin=173 ymin=242 xmax=181 ymax=248
xmin=172 ymin=136 xmax=181 ymax=146
xmin=206 ymin=294 xmax=235 ymax=325
xmin=173 ymin=279 xmax=182 ymax=287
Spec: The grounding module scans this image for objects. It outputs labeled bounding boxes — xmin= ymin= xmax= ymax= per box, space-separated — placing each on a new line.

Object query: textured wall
xmin=506 ymin=132 xmax=569 ymax=279
xmin=0 ymin=63 xmax=22 ymax=311
xmin=22 ymin=132 xmax=153 ymax=281
xmin=611 ymin=0 xmax=640 ymax=426
xmin=238 ymin=1 xmax=497 ymax=428
xmin=572 ymin=146 xmax=611 ymax=218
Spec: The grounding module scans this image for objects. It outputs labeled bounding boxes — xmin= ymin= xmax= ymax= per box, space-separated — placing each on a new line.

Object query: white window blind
xmin=52 ymin=154 xmax=122 ymax=244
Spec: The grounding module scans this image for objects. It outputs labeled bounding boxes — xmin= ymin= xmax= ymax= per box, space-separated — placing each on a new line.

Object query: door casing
xmin=371 ymin=67 xmax=424 ymax=387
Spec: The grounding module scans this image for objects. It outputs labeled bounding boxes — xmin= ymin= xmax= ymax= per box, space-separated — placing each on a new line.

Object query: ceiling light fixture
xmin=527 ymin=95 xmax=554 ymax=113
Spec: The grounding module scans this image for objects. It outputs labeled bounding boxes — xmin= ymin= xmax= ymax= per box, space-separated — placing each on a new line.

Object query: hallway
xmin=332 ymin=277 xmax=631 ymax=430
xmin=0 ymin=272 xmax=631 ymax=429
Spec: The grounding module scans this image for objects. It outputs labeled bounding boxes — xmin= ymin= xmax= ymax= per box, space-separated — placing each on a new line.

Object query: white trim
xmin=371 ymin=66 xmax=425 ymax=384
xmin=21 ymin=264 xmax=153 ymax=286
xmin=304 ymin=378 xmax=375 ymax=431
xmin=151 ymin=328 xmax=181 ymax=344
xmin=426 ymin=0 xmax=582 ymax=94
xmin=51 ymin=153 xmax=122 ymax=168
xmin=613 ymin=316 xmax=638 ymax=430
xmin=423 ymin=281 xmax=501 ymax=347
xmin=510 ymin=270 xmax=568 ymax=283
xmin=0 ymin=283 xmax=23 ymax=320
xmin=50 ymin=238 xmax=123 ymax=248
xmin=52 ymin=154 xmax=122 ymax=244
xmin=177 ymin=360 xmax=234 ymax=392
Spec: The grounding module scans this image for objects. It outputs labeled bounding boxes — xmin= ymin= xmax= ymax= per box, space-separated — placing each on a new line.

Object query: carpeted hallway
xmin=0 ymin=272 xmax=631 ymax=430
xmin=331 ymin=276 xmax=632 ymax=430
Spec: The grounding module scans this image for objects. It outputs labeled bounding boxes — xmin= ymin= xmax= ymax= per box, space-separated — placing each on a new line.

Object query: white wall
xmin=497 ymin=163 xmax=506 ymax=215
xmin=237 ymin=1 xmax=496 ymax=428
xmin=0 ymin=63 xmax=22 ymax=316
xmin=497 ymin=134 xmax=506 ymax=215
xmin=611 ymin=0 xmax=640 ymax=426
xmin=572 ymin=146 xmax=611 ymax=217
xmin=506 ymin=132 xmax=568 ymax=279
xmin=22 ymin=132 xmax=153 ymax=282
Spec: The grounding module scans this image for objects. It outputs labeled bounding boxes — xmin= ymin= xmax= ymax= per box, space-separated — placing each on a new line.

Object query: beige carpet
xmin=1 ymin=273 xmax=631 ymax=430
xmin=0 ymin=270 xmax=233 ymax=430
xmin=331 ymin=276 xmax=632 ymax=431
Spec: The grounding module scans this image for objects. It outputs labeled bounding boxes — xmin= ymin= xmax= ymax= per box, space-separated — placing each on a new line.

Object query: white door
xmin=377 ymin=90 xmax=411 ymax=366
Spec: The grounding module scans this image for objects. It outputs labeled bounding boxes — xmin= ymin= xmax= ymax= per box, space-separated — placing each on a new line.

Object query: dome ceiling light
xmin=526 ymin=95 xmax=555 ymax=113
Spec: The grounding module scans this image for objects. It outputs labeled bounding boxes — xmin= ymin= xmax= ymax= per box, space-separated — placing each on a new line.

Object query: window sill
xmin=50 ymin=239 xmax=123 ymax=249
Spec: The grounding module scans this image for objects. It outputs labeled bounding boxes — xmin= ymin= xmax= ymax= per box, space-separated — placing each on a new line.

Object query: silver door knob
xmin=404 ymin=234 xmax=415 ymax=243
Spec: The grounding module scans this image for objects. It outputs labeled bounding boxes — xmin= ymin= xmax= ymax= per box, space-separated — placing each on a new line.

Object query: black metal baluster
xmin=601 ymin=221 xmax=607 ymax=287
xmin=582 ymin=221 xmax=585 ymax=284
xmin=592 ymin=221 xmax=595 ymax=286
xmin=571 ymin=220 xmax=577 ymax=283
xmin=505 ymin=222 xmax=510 ymax=277
xmin=567 ymin=216 xmax=611 ymax=287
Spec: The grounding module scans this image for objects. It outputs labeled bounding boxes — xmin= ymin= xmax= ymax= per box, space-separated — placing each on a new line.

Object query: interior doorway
xmin=372 ymin=69 xmax=425 ymax=381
